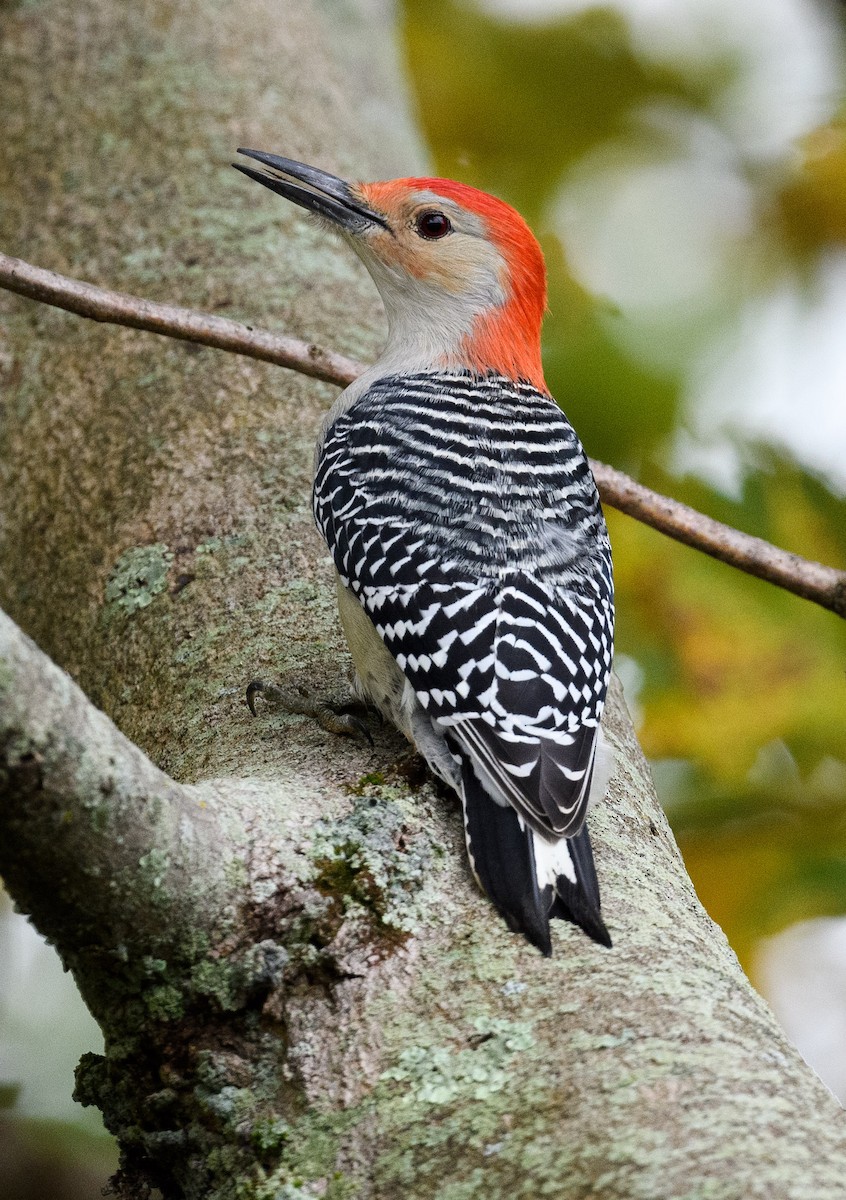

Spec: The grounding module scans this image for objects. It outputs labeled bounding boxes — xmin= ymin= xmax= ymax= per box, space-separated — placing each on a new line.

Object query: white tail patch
xmin=532 ymin=831 xmax=576 ymax=886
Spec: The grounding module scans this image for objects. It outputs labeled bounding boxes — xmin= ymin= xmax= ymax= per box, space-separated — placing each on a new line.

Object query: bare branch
xmin=0 ymin=607 xmax=233 ymax=958
xmin=591 ymin=459 xmax=846 ymax=617
xmin=0 ymin=250 xmax=362 ymax=387
xmin=2 ymin=249 xmax=844 ymax=618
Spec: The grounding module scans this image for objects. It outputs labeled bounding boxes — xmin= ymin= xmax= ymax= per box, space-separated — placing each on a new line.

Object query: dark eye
xmin=416 ymin=211 xmax=452 ymax=240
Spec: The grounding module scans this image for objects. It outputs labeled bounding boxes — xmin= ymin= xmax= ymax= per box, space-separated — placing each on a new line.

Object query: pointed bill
xmin=233 ymin=148 xmax=389 ymax=233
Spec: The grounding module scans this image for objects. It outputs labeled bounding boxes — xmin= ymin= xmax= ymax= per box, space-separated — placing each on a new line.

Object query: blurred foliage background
xmin=401 ymin=0 xmax=846 ymax=977
xmin=2 ymin=0 xmax=846 ymax=1194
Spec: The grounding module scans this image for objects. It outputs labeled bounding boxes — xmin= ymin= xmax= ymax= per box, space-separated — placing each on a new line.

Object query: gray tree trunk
xmin=1 ymin=1 xmax=844 ymax=1197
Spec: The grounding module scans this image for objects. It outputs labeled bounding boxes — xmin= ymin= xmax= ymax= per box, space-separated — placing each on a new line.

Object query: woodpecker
xmin=234 ymin=149 xmax=615 ymax=955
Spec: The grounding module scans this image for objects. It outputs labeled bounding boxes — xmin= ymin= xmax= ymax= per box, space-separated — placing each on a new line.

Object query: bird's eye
xmin=416 ymin=211 xmax=452 ymax=240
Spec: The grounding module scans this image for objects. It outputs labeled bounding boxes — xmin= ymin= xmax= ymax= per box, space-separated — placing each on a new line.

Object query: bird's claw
xmin=312 ymin=703 xmax=374 ymax=747
xmin=334 ymin=697 xmax=384 ymax=727
xmin=246 ymin=678 xmax=274 ymax=717
xmin=245 ymin=678 xmax=375 ymax=745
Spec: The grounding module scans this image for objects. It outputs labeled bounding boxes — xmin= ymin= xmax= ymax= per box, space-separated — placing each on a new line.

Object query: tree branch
xmin=2 ymin=249 xmax=843 ymax=619
xmin=592 ymin=459 xmax=846 ymax=616
xmin=0 ymin=608 xmax=231 ymax=962
xmin=0 ymin=251 xmax=362 ymax=387
xmin=5 ymin=596 xmax=846 ymax=1200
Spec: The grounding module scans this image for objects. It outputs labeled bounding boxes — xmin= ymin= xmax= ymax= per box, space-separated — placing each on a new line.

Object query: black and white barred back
xmin=313 ymin=369 xmax=615 ymax=953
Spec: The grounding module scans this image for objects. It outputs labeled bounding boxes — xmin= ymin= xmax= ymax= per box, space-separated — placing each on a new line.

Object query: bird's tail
xmin=459 ymin=760 xmax=611 ymax=955
xmin=544 ymin=825 xmax=612 ymax=949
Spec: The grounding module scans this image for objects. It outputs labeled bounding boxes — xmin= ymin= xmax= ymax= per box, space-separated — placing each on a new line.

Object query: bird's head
xmin=234 ymin=150 xmax=548 ymax=391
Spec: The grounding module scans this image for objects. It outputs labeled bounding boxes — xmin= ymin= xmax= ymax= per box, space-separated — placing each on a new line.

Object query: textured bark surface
xmin=1 ymin=1 xmax=844 ymax=1198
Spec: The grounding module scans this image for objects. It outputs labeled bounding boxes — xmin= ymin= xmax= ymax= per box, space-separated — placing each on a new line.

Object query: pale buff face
xmin=343 ymin=186 xmax=509 ymax=363
xmin=235 ymin=150 xmax=544 ymax=387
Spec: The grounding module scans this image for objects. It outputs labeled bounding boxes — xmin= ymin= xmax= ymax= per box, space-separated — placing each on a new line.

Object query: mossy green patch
xmin=144 ymin=983 xmax=185 ymax=1022
xmin=103 ymin=544 xmax=173 ymax=616
xmin=310 ymin=791 xmax=442 ymax=936
xmin=381 ymin=1016 xmax=535 ymax=1105
xmin=250 ymin=1115 xmax=291 ymax=1157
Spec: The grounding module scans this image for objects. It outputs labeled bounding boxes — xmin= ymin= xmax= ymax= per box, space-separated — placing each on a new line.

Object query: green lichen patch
xmin=104 ymin=543 xmax=174 ymax=615
xmin=381 ymin=1016 xmax=536 ymax=1105
xmin=0 ymin=656 xmax=14 ymax=703
xmin=253 ymin=1108 xmax=360 ymax=1200
xmin=190 ymin=940 xmax=289 ymax=1012
xmin=136 ymin=847 xmax=170 ymax=900
xmin=195 ymin=532 xmax=250 ymax=559
xmin=310 ymin=791 xmax=442 ymax=939
xmin=344 ymin=770 xmax=387 ymax=796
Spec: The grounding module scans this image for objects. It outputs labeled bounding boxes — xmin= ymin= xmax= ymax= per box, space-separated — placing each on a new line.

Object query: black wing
xmin=313 ymin=371 xmax=614 ymax=839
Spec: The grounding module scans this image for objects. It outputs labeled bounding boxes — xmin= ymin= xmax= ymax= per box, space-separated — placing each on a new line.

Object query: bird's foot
xmin=246 ymin=678 xmax=377 ymax=745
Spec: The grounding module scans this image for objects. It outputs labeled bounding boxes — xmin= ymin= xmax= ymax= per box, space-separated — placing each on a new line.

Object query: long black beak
xmin=233 ymin=148 xmax=389 ymax=233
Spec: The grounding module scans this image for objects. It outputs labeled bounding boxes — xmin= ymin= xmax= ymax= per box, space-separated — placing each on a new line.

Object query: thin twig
xmin=0 ymin=251 xmax=361 ymax=386
xmin=591 ymin=461 xmax=846 ymax=617
xmin=2 ymin=250 xmax=844 ymax=618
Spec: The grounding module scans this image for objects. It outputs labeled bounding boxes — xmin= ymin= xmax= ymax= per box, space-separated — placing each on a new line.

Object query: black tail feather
xmin=460 ymin=760 xmax=552 ymax=955
xmin=461 ymin=761 xmax=611 ymax=954
xmin=548 ymin=824 xmax=612 ymax=948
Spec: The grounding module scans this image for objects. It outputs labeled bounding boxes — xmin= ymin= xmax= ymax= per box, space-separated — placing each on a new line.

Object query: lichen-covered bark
xmin=1 ymin=1 xmax=845 ymax=1198
xmin=0 ymin=0 xmax=416 ymax=785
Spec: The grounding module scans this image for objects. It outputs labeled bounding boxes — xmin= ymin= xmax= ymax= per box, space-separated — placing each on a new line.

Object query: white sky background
xmin=484 ymin=0 xmax=846 ymax=494
xmin=0 ymin=898 xmax=107 ymax=1131
xmin=756 ymin=917 xmax=846 ymax=1102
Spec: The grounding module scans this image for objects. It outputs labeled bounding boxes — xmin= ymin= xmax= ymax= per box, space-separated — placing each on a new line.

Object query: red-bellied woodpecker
xmin=234 ymin=149 xmax=615 ymax=955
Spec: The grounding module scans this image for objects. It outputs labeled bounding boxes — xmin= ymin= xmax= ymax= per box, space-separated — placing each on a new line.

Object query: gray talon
xmin=245 ymin=678 xmax=268 ymax=717
xmin=246 ymin=679 xmax=376 ymax=745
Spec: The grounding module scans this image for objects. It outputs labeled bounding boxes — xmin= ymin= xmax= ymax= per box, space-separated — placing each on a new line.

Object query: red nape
xmin=367 ymin=176 xmax=549 ymax=392
xmin=409 ymin=178 xmax=548 ymax=391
